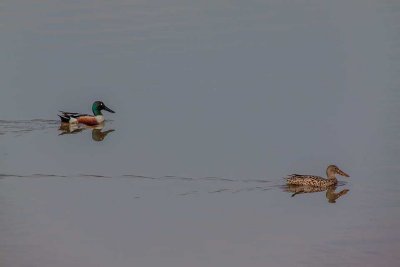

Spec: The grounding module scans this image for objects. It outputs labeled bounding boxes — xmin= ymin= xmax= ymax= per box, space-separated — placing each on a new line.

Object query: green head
xmin=92 ymin=101 xmax=115 ymax=116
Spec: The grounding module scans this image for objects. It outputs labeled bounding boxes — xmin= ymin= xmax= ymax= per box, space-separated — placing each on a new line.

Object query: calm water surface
xmin=1 ymin=0 xmax=400 ymax=266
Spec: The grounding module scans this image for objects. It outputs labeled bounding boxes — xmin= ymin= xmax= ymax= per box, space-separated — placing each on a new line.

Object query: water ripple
xmin=0 ymin=119 xmax=59 ymax=135
xmin=0 ymin=172 xmax=277 ymax=196
xmin=0 ymin=172 xmax=272 ymax=184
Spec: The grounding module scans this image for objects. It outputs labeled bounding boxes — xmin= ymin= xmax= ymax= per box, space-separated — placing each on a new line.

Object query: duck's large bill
xmin=337 ymin=169 xmax=349 ymax=177
xmin=103 ymin=105 xmax=115 ymax=113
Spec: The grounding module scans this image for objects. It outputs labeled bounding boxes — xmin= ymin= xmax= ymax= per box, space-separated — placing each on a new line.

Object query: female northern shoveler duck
xmin=285 ymin=165 xmax=349 ymax=187
xmin=58 ymin=101 xmax=115 ymax=126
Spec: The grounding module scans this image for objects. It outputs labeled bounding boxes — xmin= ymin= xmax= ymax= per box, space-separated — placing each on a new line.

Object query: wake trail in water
xmin=0 ymin=119 xmax=59 ymax=135
xmin=0 ymin=172 xmax=276 ymax=195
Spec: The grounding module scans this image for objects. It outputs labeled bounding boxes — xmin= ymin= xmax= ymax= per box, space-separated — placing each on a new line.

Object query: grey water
xmin=1 ymin=0 xmax=400 ymax=266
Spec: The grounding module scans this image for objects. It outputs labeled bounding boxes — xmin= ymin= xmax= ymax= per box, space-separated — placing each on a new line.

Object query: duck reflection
xmin=59 ymin=123 xmax=114 ymax=142
xmin=284 ymin=185 xmax=349 ymax=203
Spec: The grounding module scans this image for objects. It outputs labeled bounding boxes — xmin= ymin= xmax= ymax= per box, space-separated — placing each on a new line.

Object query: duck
xmin=58 ymin=101 xmax=115 ymax=126
xmin=285 ymin=165 xmax=349 ymax=187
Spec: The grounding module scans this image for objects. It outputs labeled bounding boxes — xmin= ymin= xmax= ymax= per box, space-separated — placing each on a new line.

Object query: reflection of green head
xmin=91 ymin=101 xmax=115 ymax=116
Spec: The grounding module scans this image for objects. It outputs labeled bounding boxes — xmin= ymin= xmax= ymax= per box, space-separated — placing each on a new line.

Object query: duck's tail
xmin=58 ymin=114 xmax=70 ymax=123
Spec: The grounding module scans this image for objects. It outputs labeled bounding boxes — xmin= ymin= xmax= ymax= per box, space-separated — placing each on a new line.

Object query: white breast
xmin=95 ymin=115 xmax=105 ymax=123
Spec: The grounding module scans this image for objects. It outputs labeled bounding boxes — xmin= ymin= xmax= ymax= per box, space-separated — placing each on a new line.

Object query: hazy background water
xmin=1 ymin=0 xmax=399 ymax=266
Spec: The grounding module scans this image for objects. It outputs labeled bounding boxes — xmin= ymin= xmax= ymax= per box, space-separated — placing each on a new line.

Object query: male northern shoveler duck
xmin=285 ymin=165 xmax=349 ymax=187
xmin=58 ymin=101 xmax=115 ymax=126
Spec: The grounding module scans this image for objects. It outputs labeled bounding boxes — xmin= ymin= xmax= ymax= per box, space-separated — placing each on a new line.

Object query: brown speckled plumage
xmin=285 ymin=165 xmax=349 ymax=187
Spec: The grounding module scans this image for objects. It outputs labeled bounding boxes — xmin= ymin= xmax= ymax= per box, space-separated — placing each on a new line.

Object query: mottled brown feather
xmin=286 ymin=174 xmax=337 ymax=187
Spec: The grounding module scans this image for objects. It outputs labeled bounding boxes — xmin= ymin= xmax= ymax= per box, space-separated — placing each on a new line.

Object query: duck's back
xmin=286 ymin=174 xmax=336 ymax=187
